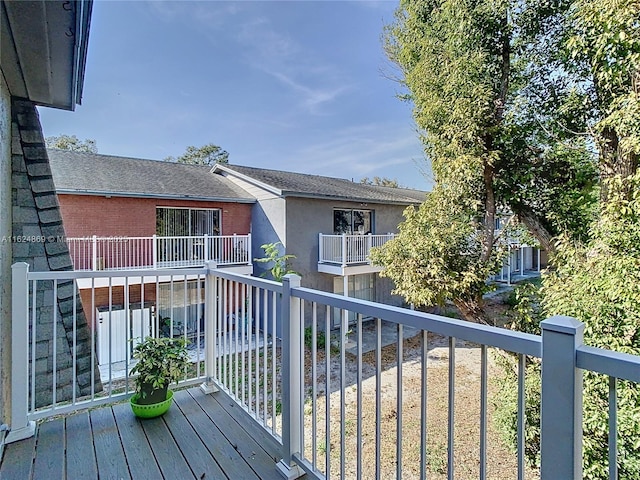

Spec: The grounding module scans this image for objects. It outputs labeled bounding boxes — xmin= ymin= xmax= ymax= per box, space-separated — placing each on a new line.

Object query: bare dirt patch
xmin=301 ymin=292 xmax=540 ymax=479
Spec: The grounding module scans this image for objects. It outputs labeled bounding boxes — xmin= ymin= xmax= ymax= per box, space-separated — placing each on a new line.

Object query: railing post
xmin=204 ymin=234 xmax=209 ymax=263
xmin=201 ymin=261 xmax=219 ymax=394
xmin=6 ymin=263 xmax=36 ymax=443
xmin=540 ymin=315 xmax=584 ymax=480
xmin=318 ymin=233 xmax=323 ymax=263
xmin=277 ymin=274 xmax=304 ymax=479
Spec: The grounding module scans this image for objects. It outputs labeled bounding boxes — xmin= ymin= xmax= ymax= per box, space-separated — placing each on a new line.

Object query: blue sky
xmin=39 ymin=1 xmax=432 ymax=191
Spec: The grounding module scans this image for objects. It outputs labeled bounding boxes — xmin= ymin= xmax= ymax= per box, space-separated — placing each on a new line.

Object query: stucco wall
xmin=0 ymin=69 xmax=12 ymax=427
xmin=58 ymin=195 xmax=252 ymax=238
xmin=285 ymin=196 xmax=408 ymax=307
xmin=250 ymin=197 xmax=286 ymax=278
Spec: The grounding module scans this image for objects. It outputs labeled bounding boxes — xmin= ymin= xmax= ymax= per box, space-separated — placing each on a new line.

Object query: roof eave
xmin=56 ymin=189 xmax=256 ymax=204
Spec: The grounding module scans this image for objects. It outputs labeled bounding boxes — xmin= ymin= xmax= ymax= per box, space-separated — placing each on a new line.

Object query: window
xmin=333 ymin=209 xmax=373 ymax=235
xmin=156 ymin=207 xmax=220 ymax=236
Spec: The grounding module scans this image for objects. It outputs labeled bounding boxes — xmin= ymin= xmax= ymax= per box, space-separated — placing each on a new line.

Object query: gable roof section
xmin=48 ymin=149 xmax=255 ymax=203
xmin=214 ymin=164 xmax=428 ymax=205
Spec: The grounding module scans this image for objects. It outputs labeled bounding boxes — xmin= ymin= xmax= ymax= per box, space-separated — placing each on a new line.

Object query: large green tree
xmin=45 ymin=134 xmax=97 ymax=153
xmin=373 ymin=0 xmax=597 ymax=323
xmin=164 ymin=143 xmax=229 ymax=166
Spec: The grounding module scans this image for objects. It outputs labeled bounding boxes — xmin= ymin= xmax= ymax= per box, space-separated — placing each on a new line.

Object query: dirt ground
xmin=300 ymin=292 xmax=540 ymax=479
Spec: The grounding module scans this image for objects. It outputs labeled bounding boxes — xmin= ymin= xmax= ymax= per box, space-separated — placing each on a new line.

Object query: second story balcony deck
xmin=66 ymin=234 xmax=253 ymax=274
xmin=317 ymin=233 xmax=395 ymax=276
xmin=5 ymin=262 xmax=640 ymax=479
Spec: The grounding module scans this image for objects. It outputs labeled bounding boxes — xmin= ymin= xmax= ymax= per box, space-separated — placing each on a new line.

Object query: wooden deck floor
xmin=0 ymin=387 xmax=295 ymax=480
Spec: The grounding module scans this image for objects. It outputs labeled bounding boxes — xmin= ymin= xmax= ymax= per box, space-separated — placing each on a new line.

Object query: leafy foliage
xmin=360 ymin=176 xmax=400 ymax=188
xmin=164 ymin=143 xmax=229 ymax=165
xmin=130 ymin=336 xmax=189 ymax=396
xmin=496 ymin=174 xmax=640 ymax=477
xmin=45 ymin=134 xmax=97 ymax=153
xmin=254 ymin=242 xmax=297 ymax=282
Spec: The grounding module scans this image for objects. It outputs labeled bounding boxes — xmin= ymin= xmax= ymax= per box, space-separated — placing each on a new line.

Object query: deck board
xmin=65 ymin=412 xmax=98 ymax=480
xmin=90 ymin=406 xmax=132 ymax=480
xmin=161 ymin=391 xmax=227 ymax=480
xmin=0 ymin=434 xmax=35 ymax=480
xmin=32 ymin=419 xmax=65 ymax=480
xmin=140 ymin=415 xmax=195 ymax=479
xmin=0 ymin=386 xmax=287 ymax=480
xmin=173 ymin=389 xmax=260 ymax=480
xmin=112 ymin=403 xmax=163 ymax=480
xmin=190 ymin=389 xmax=282 ymax=479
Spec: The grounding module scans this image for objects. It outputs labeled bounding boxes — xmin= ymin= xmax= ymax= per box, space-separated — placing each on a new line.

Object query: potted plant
xmin=129 ymin=336 xmax=189 ymax=418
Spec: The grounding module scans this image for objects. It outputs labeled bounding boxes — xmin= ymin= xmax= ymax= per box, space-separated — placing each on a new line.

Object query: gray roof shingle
xmin=217 ymin=164 xmax=428 ymax=205
xmin=47 ymin=149 xmax=255 ymax=202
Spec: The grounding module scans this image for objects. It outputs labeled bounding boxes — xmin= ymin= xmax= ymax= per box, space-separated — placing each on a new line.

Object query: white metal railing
xmin=318 ymin=233 xmax=395 ymax=266
xmin=8 ymin=263 xmax=640 ymax=480
xmin=66 ymin=234 xmax=251 ymax=271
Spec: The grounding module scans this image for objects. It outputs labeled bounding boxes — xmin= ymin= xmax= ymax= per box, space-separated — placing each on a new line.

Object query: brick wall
xmin=11 ymin=99 xmax=101 ymax=406
xmin=58 ymin=195 xmax=252 ymax=238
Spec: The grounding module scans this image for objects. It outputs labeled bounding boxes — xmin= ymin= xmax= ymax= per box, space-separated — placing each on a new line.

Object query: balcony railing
xmin=318 ymin=233 xmax=395 ymax=266
xmin=66 ymin=234 xmax=251 ymax=271
xmin=7 ymin=262 xmax=640 ymax=479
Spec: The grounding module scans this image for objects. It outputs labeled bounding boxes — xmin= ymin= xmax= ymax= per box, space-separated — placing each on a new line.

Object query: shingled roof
xmin=48 ymin=149 xmax=255 ymax=202
xmin=214 ymin=164 xmax=428 ymax=205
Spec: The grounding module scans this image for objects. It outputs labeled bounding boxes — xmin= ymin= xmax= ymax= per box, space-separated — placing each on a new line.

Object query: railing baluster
xmin=480 ymin=344 xmax=488 ymax=480
xmin=357 ymin=313 xmax=363 ymax=480
xmin=376 ymin=317 xmax=382 ymax=480
xmin=420 ymin=329 xmax=428 ymax=480
xmin=326 ymin=305 xmax=332 ymax=480
xmin=311 ymin=302 xmax=318 ymax=470
xmin=448 ymin=336 xmax=455 ymax=480
xmin=397 ymin=322 xmax=403 ymax=480
xmin=340 ymin=308 xmax=346 ymax=480
xmin=609 ymin=376 xmax=618 ymax=480
xmin=517 ymin=354 xmax=526 ymax=480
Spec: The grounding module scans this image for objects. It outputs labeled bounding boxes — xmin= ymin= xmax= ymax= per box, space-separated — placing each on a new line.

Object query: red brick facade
xmin=58 ymin=194 xmax=252 ymax=238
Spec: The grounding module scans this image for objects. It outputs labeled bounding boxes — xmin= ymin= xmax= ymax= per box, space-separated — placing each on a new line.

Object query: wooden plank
xmin=111 ymin=403 xmax=163 ymax=480
xmin=0 ymin=435 xmax=35 ymax=480
xmin=189 ymin=389 xmax=283 ymax=479
xmin=162 ymin=391 xmax=227 ymax=480
xmin=139 ymin=414 xmax=194 ymax=479
xmin=207 ymin=389 xmax=282 ymax=460
xmin=65 ymin=412 xmax=98 ymax=480
xmin=173 ymin=389 xmax=260 ymax=480
xmin=32 ymin=419 xmax=64 ymax=480
xmin=90 ymin=407 xmax=131 ymax=480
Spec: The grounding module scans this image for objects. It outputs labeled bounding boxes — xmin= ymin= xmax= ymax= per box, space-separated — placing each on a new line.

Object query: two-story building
xmin=212 ymin=164 xmax=427 ymax=325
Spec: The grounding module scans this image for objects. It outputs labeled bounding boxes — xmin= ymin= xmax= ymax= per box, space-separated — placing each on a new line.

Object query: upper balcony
xmin=66 ymin=234 xmax=253 ymax=274
xmin=317 ymin=233 xmax=395 ymax=276
xmin=5 ymin=263 xmax=640 ymax=479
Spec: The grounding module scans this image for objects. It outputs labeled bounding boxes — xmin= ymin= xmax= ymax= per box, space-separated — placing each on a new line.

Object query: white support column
xmin=201 ymin=261 xmax=219 ymax=394
xmin=277 ymin=274 xmax=305 ymax=479
xmin=318 ymin=233 xmax=323 ymax=263
xmin=204 ymin=234 xmax=209 ymax=263
xmin=540 ymin=316 xmax=584 ymax=480
xmin=6 ymin=262 xmax=36 ymax=443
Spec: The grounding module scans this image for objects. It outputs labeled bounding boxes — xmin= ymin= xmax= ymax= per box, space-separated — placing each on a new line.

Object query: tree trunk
xmin=516 ymin=209 xmax=556 ymax=256
xmin=454 ymin=296 xmax=493 ymax=325
xmin=599 ymin=126 xmax=638 ymax=202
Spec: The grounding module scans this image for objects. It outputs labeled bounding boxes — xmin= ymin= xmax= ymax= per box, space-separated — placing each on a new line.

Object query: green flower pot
xmin=130 ymin=390 xmax=174 ymax=419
